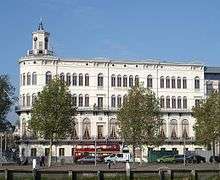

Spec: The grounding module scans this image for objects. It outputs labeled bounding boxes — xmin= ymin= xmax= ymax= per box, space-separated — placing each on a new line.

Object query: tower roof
xmin=38 ymin=21 xmax=44 ymax=31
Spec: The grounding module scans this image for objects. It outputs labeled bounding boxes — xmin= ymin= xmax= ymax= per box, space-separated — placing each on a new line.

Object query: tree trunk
xmin=139 ymin=145 xmax=143 ymax=165
xmin=212 ymin=140 xmax=216 ymax=163
xmin=132 ymin=145 xmax=135 ymax=163
xmin=48 ymin=139 xmax=53 ymax=167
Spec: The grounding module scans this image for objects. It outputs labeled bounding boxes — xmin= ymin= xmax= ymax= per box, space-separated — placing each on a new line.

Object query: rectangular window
xmin=97 ymin=125 xmax=104 ymax=139
xmin=31 ymin=148 xmax=37 ymax=157
xmin=98 ymin=97 xmax=103 ymax=108
xmin=59 ymin=148 xmax=65 ymax=156
xmin=183 ymin=98 xmax=187 ymax=109
xmin=45 ymin=148 xmax=50 ymax=156
xmin=166 ymin=98 xmax=170 ymax=108
xmin=195 ymin=99 xmax=200 ymax=107
xmin=111 ymin=76 xmax=115 ymax=87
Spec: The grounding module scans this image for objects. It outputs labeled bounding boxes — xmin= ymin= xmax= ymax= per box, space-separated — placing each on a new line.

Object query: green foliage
xmin=117 ymin=85 xmax=163 ymax=147
xmin=30 ymin=77 xmax=76 ymax=140
xmin=192 ymin=91 xmax=220 ymax=146
xmin=0 ymin=74 xmax=15 ymax=132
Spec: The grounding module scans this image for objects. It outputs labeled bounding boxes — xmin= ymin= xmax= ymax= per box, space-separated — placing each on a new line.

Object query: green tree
xmin=0 ymin=75 xmax=15 ymax=132
xmin=192 ymin=91 xmax=220 ymax=161
xmin=117 ymin=85 xmax=163 ymax=162
xmin=30 ymin=77 xmax=76 ymax=166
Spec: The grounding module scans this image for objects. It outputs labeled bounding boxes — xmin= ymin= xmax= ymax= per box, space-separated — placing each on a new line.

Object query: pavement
xmin=1 ymin=162 xmax=220 ymax=172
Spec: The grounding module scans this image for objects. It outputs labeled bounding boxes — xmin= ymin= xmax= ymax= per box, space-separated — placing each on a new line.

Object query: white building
xmin=16 ymin=23 xmax=205 ymax=160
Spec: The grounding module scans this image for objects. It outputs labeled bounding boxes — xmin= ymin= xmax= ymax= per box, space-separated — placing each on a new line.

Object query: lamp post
xmin=183 ymin=136 xmax=186 ymax=166
xmin=93 ymin=136 xmax=97 ymax=166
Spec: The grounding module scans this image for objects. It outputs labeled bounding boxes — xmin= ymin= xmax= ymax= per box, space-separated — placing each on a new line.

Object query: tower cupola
xmin=27 ymin=21 xmax=53 ymax=56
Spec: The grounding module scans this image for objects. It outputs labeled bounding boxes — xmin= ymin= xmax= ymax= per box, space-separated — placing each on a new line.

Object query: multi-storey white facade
xmin=16 ymin=23 xmax=205 ymax=160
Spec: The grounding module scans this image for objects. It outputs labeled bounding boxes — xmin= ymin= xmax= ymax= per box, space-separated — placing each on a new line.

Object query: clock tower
xmin=27 ymin=21 xmax=53 ymax=56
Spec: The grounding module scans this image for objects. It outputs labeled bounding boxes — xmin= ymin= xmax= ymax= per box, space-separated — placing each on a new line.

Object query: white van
xmin=104 ymin=153 xmax=131 ymax=163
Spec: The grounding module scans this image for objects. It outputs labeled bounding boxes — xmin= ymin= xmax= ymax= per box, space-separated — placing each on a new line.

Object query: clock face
xmin=34 ymin=37 xmax=37 ymax=41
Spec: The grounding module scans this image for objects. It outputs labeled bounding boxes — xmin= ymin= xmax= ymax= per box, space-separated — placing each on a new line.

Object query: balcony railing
xmin=15 ymin=105 xmax=32 ymax=112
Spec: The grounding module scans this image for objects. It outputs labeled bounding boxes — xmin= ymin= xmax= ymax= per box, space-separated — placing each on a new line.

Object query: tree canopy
xmin=30 ymin=77 xmax=76 ymax=166
xmin=0 ymin=75 xmax=15 ymax=132
xmin=192 ymin=91 xmax=220 ymax=150
xmin=117 ymin=85 xmax=163 ymax=160
xmin=30 ymin=77 xmax=76 ymax=140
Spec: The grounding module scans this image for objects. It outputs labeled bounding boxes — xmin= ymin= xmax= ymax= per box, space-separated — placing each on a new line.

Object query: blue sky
xmin=1 ymin=0 xmax=220 ymax=121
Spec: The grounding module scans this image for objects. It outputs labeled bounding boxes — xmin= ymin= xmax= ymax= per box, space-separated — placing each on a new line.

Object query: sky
xmin=1 ymin=0 xmax=220 ymax=122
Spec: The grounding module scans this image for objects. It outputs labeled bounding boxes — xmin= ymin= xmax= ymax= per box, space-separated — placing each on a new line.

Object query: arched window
xmin=160 ymin=120 xmax=166 ymax=138
xmin=78 ymin=94 xmax=83 ymax=107
xmin=26 ymin=94 xmax=30 ymax=107
xmin=22 ymin=73 xmax=26 ymax=86
xmin=171 ymin=76 xmax=176 ymax=88
xmin=32 ymin=94 xmax=37 ymax=106
xmin=82 ymin=118 xmax=91 ymax=139
xmin=111 ymin=74 xmax=116 ymax=87
xmin=135 ymin=75 xmax=139 ymax=86
xmin=72 ymin=73 xmax=77 ymax=86
xmin=160 ymin=76 xmax=164 ymax=88
xmin=85 ymin=94 xmax=89 ymax=107
xmin=160 ymin=96 xmax=165 ymax=108
xmin=129 ymin=75 xmax=133 ymax=87
xmin=32 ymin=72 xmax=37 ymax=85
xmin=85 ymin=74 xmax=89 ymax=86
xmin=123 ymin=94 xmax=127 ymax=104
xmin=98 ymin=73 xmax=104 ymax=87
xmin=117 ymin=75 xmax=122 ymax=87
xmin=111 ymin=95 xmax=116 ymax=107
xmin=27 ymin=73 xmax=31 ymax=85
xmin=117 ymin=95 xmax=122 ymax=108
xmin=60 ymin=73 xmax=65 ymax=83
xmin=79 ymin=73 xmax=83 ymax=86
xmin=46 ymin=71 xmax=52 ymax=85
xmin=177 ymin=96 xmax=181 ymax=109
xmin=170 ymin=119 xmax=178 ymax=139
xmin=45 ymin=37 xmax=48 ymax=50
xmin=166 ymin=96 xmax=170 ymax=108
xmin=72 ymin=94 xmax=77 ymax=107
xmin=172 ymin=96 xmax=176 ymax=108
xmin=195 ymin=76 xmax=200 ymax=89
xmin=109 ymin=118 xmax=117 ymax=139
xmin=147 ymin=75 xmax=153 ymax=88
xmin=22 ymin=94 xmax=25 ymax=107
xmin=183 ymin=77 xmax=187 ymax=89
xmin=71 ymin=121 xmax=78 ymax=139
xmin=166 ymin=76 xmax=170 ymax=88
xmin=123 ymin=75 xmax=127 ymax=87
xmin=182 ymin=119 xmax=189 ymax=139
xmin=183 ymin=96 xmax=187 ymax=109
xmin=66 ymin=73 xmax=71 ymax=86
xmin=177 ymin=77 xmax=181 ymax=89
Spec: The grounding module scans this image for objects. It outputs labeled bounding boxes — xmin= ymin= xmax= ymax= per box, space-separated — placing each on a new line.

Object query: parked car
xmin=104 ymin=153 xmax=131 ymax=163
xmin=174 ymin=154 xmax=206 ymax=164
xmin=209 ymin=156 xmax=220 ymax=163
xmin=77 ymin=156 xmax=103 ymax=164
xmin=192 ymin=155 xmax=206 ymax=163
xmin=157 ymin=155 xmax=175 ymax=163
